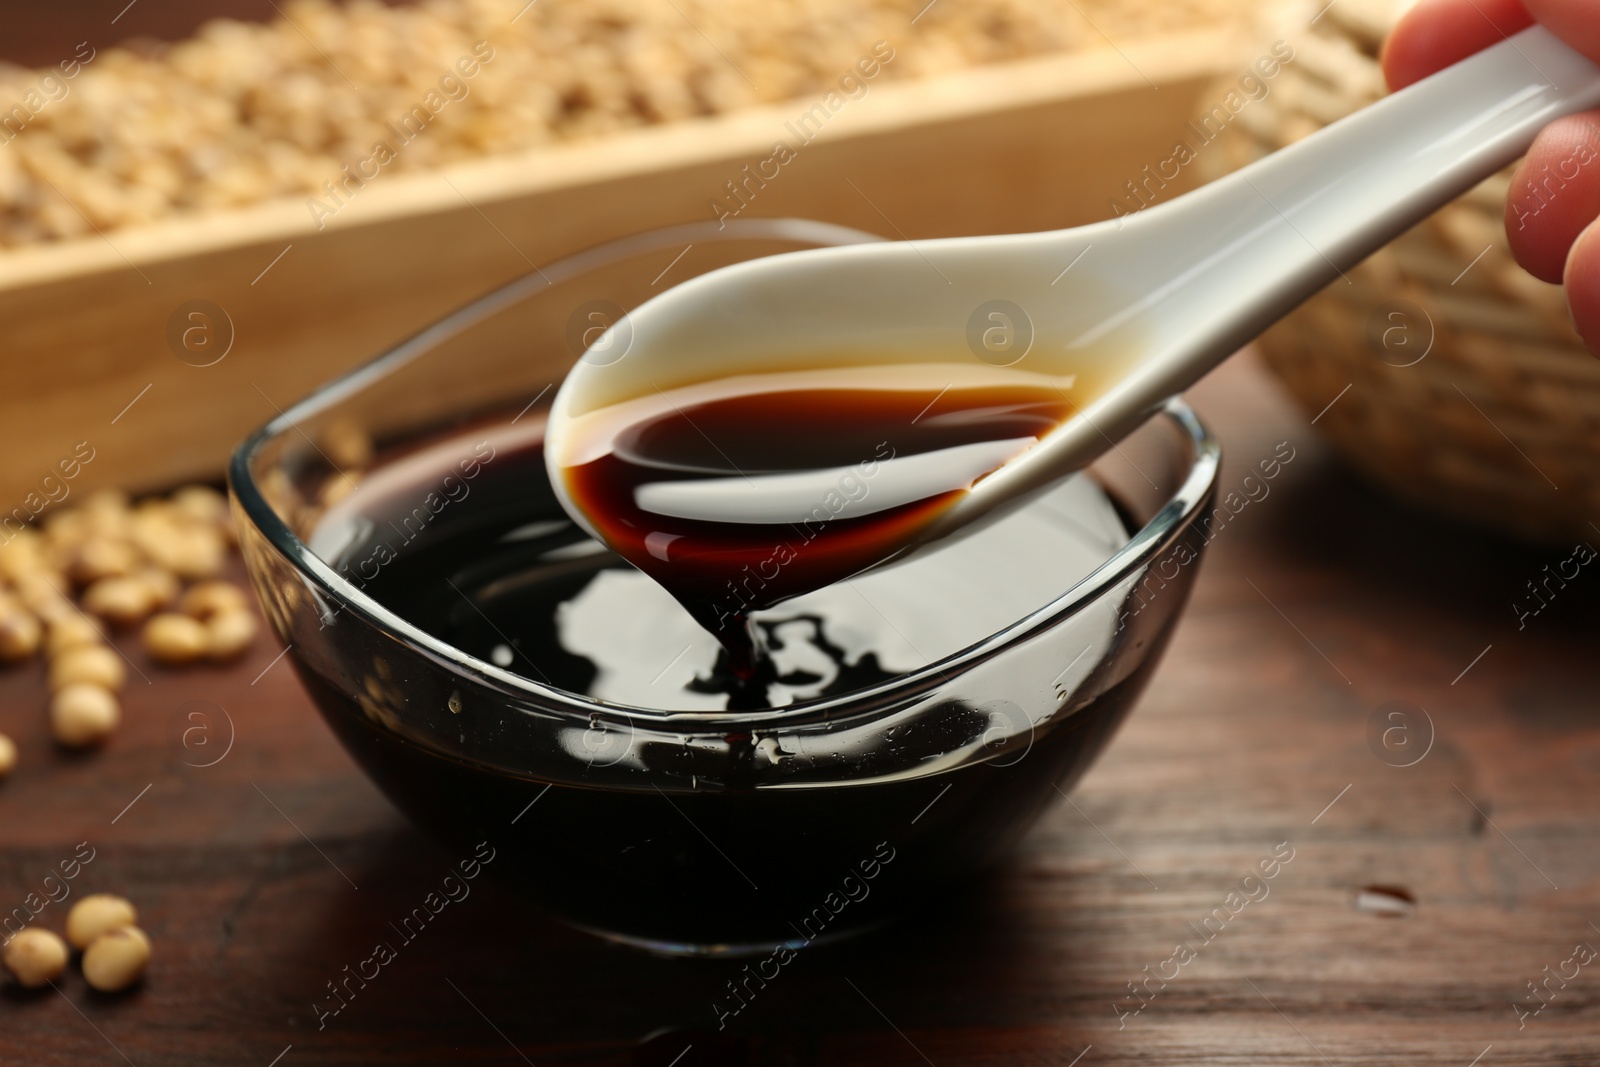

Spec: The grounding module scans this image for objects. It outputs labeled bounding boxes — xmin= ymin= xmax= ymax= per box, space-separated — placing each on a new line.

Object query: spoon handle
xmin=1127 ymin=26 xmax=1600 ymax=358
xmin=968 ymin=27 xmax=1600 ymax=532
xmin=1235 ymin=27 xmax=1590 ymax=307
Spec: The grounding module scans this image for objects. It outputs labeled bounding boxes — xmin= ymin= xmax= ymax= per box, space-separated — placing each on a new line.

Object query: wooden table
xmin=2 ymin=350 xmax=1597 ymax=1066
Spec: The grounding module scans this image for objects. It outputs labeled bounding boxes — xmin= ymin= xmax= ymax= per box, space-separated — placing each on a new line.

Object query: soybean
xmin=145 ymin=613 xmax=208 ymax=665
xmin=66 ymin=895 xmax=138 ymax=951
xmin=45 ymin=613 xmax=102 ymax=657
xmin=3 ymin=927 xmax=68 ymax=988
xmin=49 ymin=645 xmax=126 ymax=692
xmin=50 ymin=683 xmax=120 ymax=747
xmin=82 ymin=576 xmax=157 ymax=628
xmin=171 ymin=485 xmax=227 ymax=526
xmin=68 ymin=538 xmax=139 ymax=585
xmin=136 ymin=566 xmax=181 ymax=611
xmin=82 ymin=926 xmax=150 ymax=993
xmin=205 ymin=610 xmax=259 ymax=662
xmin=180 ymin=580 xmax=249 ymax=619
xmin=0 ymin=605 xmax=42 ymax=661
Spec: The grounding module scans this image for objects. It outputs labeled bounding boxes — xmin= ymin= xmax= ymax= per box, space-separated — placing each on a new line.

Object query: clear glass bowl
xmin=230 ymin=219 xmax=1220 ymax=957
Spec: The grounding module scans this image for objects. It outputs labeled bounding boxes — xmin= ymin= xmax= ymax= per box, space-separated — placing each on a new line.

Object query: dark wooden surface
xmin=3 ymin=350 xmax=1599 ymax=1066
xmin=0 ymin=1 xmax=407 ymax=67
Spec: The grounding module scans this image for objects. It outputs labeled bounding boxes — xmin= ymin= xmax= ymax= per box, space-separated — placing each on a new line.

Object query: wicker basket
xmin=1196 ymin=0 xmax=1600 ymax=545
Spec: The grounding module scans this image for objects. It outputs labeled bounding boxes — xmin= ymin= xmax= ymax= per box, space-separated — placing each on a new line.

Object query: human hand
xmin=1383 ymin=0 xmax=1600 ymax=347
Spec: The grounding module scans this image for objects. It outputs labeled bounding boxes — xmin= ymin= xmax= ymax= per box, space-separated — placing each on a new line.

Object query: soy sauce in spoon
xmin=552 ymin=365 xmax=1077 ymax=678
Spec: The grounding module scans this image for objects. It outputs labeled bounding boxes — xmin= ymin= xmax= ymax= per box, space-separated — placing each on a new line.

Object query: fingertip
xmin=1504 ymin=113 xmax=1600 ymax=284
xmin=1523 ymin=0 xmax=1600 ymax=67
xmin=1381 ymin=0 xmax=1533 ymax=91
xmin=1564 ymin=220 xmax=1600 ymax=352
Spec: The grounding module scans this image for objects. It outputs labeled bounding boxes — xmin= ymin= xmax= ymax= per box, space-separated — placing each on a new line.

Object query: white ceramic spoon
xmin=548 ymin=26 xmax=1600 ymax=554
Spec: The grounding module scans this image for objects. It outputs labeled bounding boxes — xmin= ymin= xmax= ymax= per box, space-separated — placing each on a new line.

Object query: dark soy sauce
xmin=554 ymin=381 xmax=1074 ymax=685
xmin=304 ymin=425 xmax=1155 ymax=948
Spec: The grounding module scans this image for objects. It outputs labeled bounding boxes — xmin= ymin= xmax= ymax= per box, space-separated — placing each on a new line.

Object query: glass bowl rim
xmin=229 ymin=217 xmax=1221 ymax=733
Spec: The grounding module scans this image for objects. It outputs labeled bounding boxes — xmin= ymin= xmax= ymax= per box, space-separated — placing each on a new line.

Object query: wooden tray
xmin=0 ymin=31 xmax=1237 ymax=507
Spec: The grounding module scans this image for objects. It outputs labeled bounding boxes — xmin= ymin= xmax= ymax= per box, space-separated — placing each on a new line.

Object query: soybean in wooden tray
xmin=0 ymin=0 xmax=1256 ymax=245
